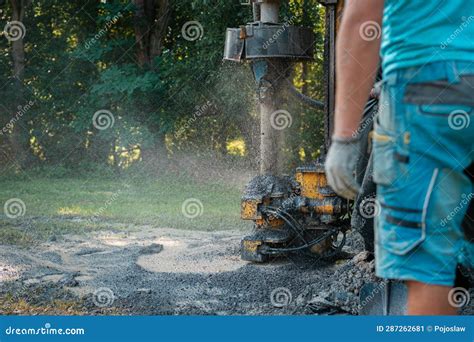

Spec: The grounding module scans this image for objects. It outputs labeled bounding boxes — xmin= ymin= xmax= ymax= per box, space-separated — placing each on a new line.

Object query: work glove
xmin=325 ymin=136 xmax=363 ymax=200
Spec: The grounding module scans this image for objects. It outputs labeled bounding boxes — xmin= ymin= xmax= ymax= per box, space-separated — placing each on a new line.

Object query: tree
xmin=132 ymin=0 xmax=170 ymax=67
xmin=0 ymin=0 xmax=326 ymax=174
xmin=3 ymin=0 xmax=30 ymax=168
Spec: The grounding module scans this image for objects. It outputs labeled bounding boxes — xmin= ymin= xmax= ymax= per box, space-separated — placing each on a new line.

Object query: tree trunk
xmin=301 ymin=0 xmax=309 ymax=96
xmin=140 ymin=133 xmax=167 ymax=166
xmin=8 ymin=0 xmax=30 ymax=168
xmin=132 ymin=0 xmax=170 ymax=164
xmin=133 ymin=0 xmax=170 ymax=67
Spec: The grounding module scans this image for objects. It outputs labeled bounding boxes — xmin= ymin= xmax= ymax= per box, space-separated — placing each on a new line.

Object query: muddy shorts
xmin=373 ymin=61 xmax=474 ymax=286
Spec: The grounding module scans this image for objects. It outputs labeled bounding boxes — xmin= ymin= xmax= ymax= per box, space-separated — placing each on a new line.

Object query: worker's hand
xmin=325 ymin=136 xmax=362 ymax=200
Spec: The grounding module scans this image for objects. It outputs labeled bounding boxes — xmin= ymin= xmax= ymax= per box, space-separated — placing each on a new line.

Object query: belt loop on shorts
xmin=446 ymin=61 xmax=460 ymax=84
xmin=384 ymin=72 xmax=398 ymax=86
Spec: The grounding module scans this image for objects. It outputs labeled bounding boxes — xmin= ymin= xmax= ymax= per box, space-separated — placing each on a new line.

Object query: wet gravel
xmin=1 ymin=226 xmax=472 ymax=315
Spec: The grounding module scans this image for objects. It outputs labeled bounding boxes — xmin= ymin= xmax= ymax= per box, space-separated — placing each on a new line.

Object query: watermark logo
xmin=441 ymin=15 xmax=474 ymax=49
xmin=448 ymin=110 xmax=470 ymax=130
xmin=440 ymin=192 xmax=473 ymax=227
xmin=4 ymin=322 xmax=85 ymax=336
xmin=270 ymin=110 xmax=292 ymax=130
xmin=181 ymin=21 xmax=204 ymax=41
xmin=359 ymin=21 xmax=381 ymax=41
xmin=448 ymin=287 xmax=470 ymax=308
xmin=85 ymin=12 xmax=123 ymax=50
xmin=174 ymin=101 xmax=213 ymax=139
xmin=270 ymin=287 xmax=292 ymax=308
xmin=181 ymin=198 xmax=204 ymax=219
xmin=358 ymin=282 xmax=386 ymax=310
xmin=93 ymin=287 xmax=115 ymax=308
xmin=262 ymin=16 xmax=296 ymax=50
xmin=4 ymin=198 xmax=26 ymax=218
xmin=92 ymin=110 xmax=115 ymax=130
xmin=359 ymin=197 xmax=381 ymax=219
xmin=3 ymin=21 xmax=26 ymax=41
xmin=352 ymin=110 xmax=378 ymax=138
xmin=0 ymin=100 xmax=36 ymax=135
xmin=89 ymin=183 xmax=131 ymax=222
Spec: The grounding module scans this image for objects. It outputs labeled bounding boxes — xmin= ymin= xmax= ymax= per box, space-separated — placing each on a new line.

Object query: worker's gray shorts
xmin=373 ymin=61 xmax=474 ymax=286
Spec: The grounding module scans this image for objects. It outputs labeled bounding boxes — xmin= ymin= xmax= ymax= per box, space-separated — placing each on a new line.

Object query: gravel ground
xmin=1 ymin=225 xmax=472 ymax=315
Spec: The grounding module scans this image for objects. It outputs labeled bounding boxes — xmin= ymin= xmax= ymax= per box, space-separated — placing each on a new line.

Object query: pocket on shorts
xmin=417 ymin=104 xmax=472 ymax=117
xmin=376 ymin=212 xmax=425 ymax=256
xmin=405 ymin=82 xmax=473 ymax=155
xmin=372 ymin=123 xmax=397 ymax=186
xmin=376 ymin=169 xmax=441 ymax=256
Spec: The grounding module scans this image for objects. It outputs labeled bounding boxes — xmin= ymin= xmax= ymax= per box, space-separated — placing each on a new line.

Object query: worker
xmin=325 ymin=0 xmax=474 ymax=315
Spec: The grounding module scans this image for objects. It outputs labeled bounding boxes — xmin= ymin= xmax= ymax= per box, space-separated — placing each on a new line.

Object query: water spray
xmin=224 ymin=1 xmax=350 ymax=263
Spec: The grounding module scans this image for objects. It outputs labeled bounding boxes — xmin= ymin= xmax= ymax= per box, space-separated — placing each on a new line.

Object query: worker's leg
xmin=406 ymin=281 xmax=457 ymax=315
xmin=372 ymin=62 xmax=474 ymax=314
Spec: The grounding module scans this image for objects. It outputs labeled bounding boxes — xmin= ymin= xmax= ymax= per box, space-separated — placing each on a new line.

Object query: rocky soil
xmin=1 ymin=225 xmax=472 ymax=315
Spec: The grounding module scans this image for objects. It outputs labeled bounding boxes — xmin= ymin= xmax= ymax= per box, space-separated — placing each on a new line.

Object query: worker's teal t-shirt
xmin=381 ymin=0 xmax=474 ymax=76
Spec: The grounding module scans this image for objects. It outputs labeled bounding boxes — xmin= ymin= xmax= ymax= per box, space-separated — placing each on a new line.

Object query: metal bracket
xmin=224 ymin=25 xmax=314 ymax=62
xmin=318 ymin=0 xmax=338 ymax=5
xmin=254 ymin=0 xmax=280 ymax=3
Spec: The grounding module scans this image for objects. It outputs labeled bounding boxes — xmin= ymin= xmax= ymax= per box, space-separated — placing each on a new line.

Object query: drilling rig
xmin=223 ymin=0 xmax=371 ymax=263
xmin=224 ymin=0 xmax=473 ymax=316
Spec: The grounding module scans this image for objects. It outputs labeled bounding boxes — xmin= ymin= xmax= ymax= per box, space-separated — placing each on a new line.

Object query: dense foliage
xmin=0 ymin=0 xmax=326 ymax=174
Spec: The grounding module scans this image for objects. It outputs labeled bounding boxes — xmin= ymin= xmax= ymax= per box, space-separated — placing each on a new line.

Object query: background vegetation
xmin=0 ymin=0 xmax=327 ymax=176
xmin=0 ymin=0 xmax=329 ymax=243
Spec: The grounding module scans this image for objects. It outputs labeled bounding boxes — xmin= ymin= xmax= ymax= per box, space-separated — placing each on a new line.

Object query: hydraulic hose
xmin=286 ymin=80 xmax=324 ymax=110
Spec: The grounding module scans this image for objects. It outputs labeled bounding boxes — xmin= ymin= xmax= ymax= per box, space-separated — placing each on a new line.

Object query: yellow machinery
xmin=240 ymin=162 xmax=349 ymax=262
xmin=225 ymin=0 xmax=349 ymax=262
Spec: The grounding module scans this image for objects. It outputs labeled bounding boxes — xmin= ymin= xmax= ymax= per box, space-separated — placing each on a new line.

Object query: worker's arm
xmin=325 ymin=0 xmax=384 ymax=199
xmin=334 ymin=0 xmax=384 ymax=137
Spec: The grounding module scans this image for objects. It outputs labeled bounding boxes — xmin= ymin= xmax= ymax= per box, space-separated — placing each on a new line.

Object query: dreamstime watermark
xmin=174 ymin=101 xmax=213 ymax=139
xmin=0 ymin=100 xmax=36 ymax=135
xmin=262 ymin=16 xmax=296 ymax=50
xmin=440 ymin=16 xmax=474 ymax=50
xmin=267 ymin=192 xmax=298 ymax=221
xmin=3 ymin=198 xmax=26 ymax=219
xmin=85 ymin=12 xmax=123 ymax=50
xmin=440 ymin=192 xmax=473 ymax=227
xmin=4 ymin=323 xmax=85 ymax=336
xmin=352 ymin=110 xmax=378 ymax=138
xmin=359 ymin=21 xmax=381 ymax=41
xmin=270 ymin=109 xmax=292 ymax=130
xmin=89 ymin=183 xmax=131 ymax=222
xmin=3 ymin=20 xmax=26 ymax=41
xmin=181 ymin=21 xmax=204 ymax=41
xmin=359 ymin=197 xmax=381 ymax=219
xmin=92 ymin=287 xmax=115 ymax=308
xmin=447 ymin=287 xmax=471 ymax=308
xmin=270 ymin=287 xmax=292 ymax=308
xmin=358 ymin=281 xmax=386 ymax=310
xmin=351 ymin=89 xmax=388 ymax=138
xmin=181 ymin=198 xmax=204 ymax=219
xmin=92 ymin=109 xmax=115 ymax=130
xmin=448 ymin=110 xmax=470 ymax=130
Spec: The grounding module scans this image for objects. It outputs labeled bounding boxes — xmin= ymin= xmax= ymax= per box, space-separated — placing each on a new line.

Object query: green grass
xmin=0 ymin=174 xmax=251 ymax=245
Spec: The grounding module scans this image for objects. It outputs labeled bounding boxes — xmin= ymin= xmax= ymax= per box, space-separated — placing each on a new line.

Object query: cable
xmin=264 ymin=209 xmax=309 ymax=244
xmin=266 ymin=206 xmax=304 ymax=232
xmin=286 ymin=80 xmax=324 ymax=110
xmin=263 ymin=226 xmax=340 ymax=253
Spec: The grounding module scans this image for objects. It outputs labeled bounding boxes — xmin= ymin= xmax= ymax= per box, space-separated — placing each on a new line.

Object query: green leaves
xmin=0 ymin=0 xmax=326 ymax=171
xmin=91 ymin=64 xmax=161 ymax=97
